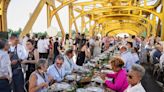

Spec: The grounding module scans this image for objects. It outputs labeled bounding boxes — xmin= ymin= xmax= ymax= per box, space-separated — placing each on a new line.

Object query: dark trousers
xmin=39 ymin=53 xmax=48 ymax=59
xmin=12 ymin=69 xmax=25 ymax=92
xmin=0 ymin=79 xmax=11 ymax=92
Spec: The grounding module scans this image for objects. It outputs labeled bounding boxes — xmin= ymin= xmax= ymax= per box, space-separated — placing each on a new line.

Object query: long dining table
xmin=48 ymin=44 xmax=119 ymax=92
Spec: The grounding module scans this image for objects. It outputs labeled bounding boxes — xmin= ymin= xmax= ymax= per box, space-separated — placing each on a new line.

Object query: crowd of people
xmin=0 ymin=32 xmax=163 ymax=92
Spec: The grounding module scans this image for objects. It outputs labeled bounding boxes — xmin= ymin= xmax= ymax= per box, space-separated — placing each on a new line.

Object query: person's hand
xmin=6 ymin=75 xmax=12 ymax=83
xmin=21 ymin=60 xmax=28 ymax=64
xmin=100 ymin=74 xmax=106 ymax=81
xmin=40 ymin=83 xmax=48 ymax=88
xmin=11 ymin=60 xmax=17 ymax=65
xmin=48 ymin=75 xmax=54 ymax=82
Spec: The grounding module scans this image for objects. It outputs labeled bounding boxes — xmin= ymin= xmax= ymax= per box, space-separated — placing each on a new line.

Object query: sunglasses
xmin=127 ymin=74 xmax=133 ymax=79
xmin=56 ymin=63 xmax=63 ymax=65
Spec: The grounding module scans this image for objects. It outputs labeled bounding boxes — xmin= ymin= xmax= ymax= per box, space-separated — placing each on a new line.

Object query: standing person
xmin=93 ymin=36 xmax=101 ymax=57
xmin=149 ymin=34 xmax=155 ymax=47
xmin=48 ymin=37 xmax=54 ymax=64
xmin=53 ymin=37 xmax=60 ymax=63
xmin=32 ymin=34 xmax=38 ymax=49
xmin=29 ymin=59 xmax=51 ymax=92
xmin=0 ymin=39 xmax=12 ymax=92
xmin=139 ymin=36 xmax=147 ymax=63
xmin=22 ymin=34 xmax=30 ymax=48
xmin=9 ymin=34 xmax=27 ymax=92
xmin=22 ymin=39 xmax=39 ymax=90
xmin=37 ymin=36 xmax=49 ymax=59
xmin=103 ymin=39 xmax=110 ymax=52
xmin=131 ymin=35 xmax=137 ymax=48
xmin=89 ymin=36 xmax=95 ymax=56
xmin=76 ymin=41 xmax=89 ymax=66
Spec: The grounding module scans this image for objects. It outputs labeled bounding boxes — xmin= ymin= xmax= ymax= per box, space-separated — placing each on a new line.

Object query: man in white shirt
xmin=63 ymin=49 xmax=82 ymax=74
xmin=37 ymin=36 xmax=49 ymax=59
xmin=47 ymin=55 xmax=66 ymax=82
xmin=22 ymin=34 xmax=30 ymax=49
xmin=9 ymin=34 xmax=28 ymax=92
xmin=0 ymin=39 xmax=12 ymax=92
xmin=120 ymin=45 xmax=135 ymax=71
xmin=125 ymin=64 xmax=146 ymax=92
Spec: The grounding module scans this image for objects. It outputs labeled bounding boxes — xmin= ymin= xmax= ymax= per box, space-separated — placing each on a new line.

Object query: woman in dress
xmin=48 ymin=37 xmax=54 ymax=64
xmin=76 ymin=40 xmax=90 ymax=66
xmin=93 ymin=36 xmax=101 ymax=57
xmin=29 ymin=59 xmax=52 ymax=92
xmin=53 ymin=38 xmax=59 ymax=63
xmin=22 ymin=39 xmax=39 ymax=90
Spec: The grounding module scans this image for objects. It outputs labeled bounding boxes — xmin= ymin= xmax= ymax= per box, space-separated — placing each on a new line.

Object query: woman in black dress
xmin=53 ymin=38 xmax=60 ymax=63
xmin=76 ymin=40 xmax=90 ymax=66
xmin=22 ymin=39 xmax=39 ymax=90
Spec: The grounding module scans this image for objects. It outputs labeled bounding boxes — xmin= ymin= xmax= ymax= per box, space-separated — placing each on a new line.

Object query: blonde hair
xmin=110 ymin=57 xmax=124 ymax=68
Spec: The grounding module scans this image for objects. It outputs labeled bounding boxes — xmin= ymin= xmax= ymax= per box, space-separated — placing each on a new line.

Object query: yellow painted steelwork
xmin=1 ymin=0 xmax=164 ymax=40
xmin=0 ymin=0 xmax=10 ymax=32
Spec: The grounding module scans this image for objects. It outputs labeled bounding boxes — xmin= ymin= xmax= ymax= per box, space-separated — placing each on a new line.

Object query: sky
xmin=7 ymin=0 xmax=70 ymax=33
xmin=7 ymin=0 xmax=159 ymax=34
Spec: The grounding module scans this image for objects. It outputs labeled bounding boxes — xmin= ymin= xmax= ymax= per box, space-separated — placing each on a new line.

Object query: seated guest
xmin=120 ymin=45 xmax=135 ymax=71
xmin=131 ymin=47 xmax=139 ymax=64
xmin=29 ymin=59 xmax=51 ymax=92
xmin=153 ymin=45 xmax=163 ymax=64
xmin=101 ymin=57 xmax=128 ymax=92
xmin=127 ymin=41 xmax=133 ymax=52
xmin=47 ymin=55 xmax=66 ymax=82
xmin=125 ymin=64 xmax=146 ymax=92
xmin=63 ymin=49 xmax=82 ymax=74
xmin=160 ymin=53 xmax=164 ymax=69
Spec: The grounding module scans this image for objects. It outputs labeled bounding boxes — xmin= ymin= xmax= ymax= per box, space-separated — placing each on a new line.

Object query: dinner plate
xmin=50 ymin=82 xmax=72 ymax=91
xmin=86 ymin=87 xmax=104 ymax=92
xmin=101 ymin=70 xmax=114 ymax=74
xmin=65 ymin=74 xmax=76 ymax=81
xmin=91 ymin=76 xmax=104 ymax=84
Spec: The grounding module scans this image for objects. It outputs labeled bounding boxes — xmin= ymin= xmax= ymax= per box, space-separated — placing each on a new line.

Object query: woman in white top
xmin=93 ymin=36 xmax=101 ymax=57
xmin=125 ymin=64 xmax=146 ymax=92
xmin=29 ymin=59 xmax=52 ymax=92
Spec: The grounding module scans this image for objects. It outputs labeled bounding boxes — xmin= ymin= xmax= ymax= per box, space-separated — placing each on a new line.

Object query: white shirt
xmin=22 ymin=36 xmax=29 ymax=48
xmin=132 ymin=39 xmax=137 ymax=48
xmin=47 ymin=65 xmax=66 ymax=82
xmin=0 ymin=50 xmax=12 ymax=78
xmin=63 ymin=55 xmax=81 ymax=74
xmin=125 ymin=83 xmax=146 ymax=92
xmin=160 ymin=53 xmax=164 ymax=69
xmin=132 ymin=53 xmax=139 ymax=63
xmin=35 ymin=72 xmax=49 ymax=92
xmin=37 ymin=39 xmax=49 ymax=53
xmin=121 ymin=51 xmax=135 ymax=71
xmin=89 ymin=38 xmax=95 ymax=46
xmin=9 ymin=44 xmax=28 ymax=60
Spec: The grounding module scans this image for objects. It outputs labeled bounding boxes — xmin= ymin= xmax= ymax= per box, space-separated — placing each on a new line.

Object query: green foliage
xmin=8 ymin=28 xmax=22 ymax=36
xmin=33 ymin=31 xmax=47 ymax=37
xmin=8 ymin=28 xmax=48 ymax=38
